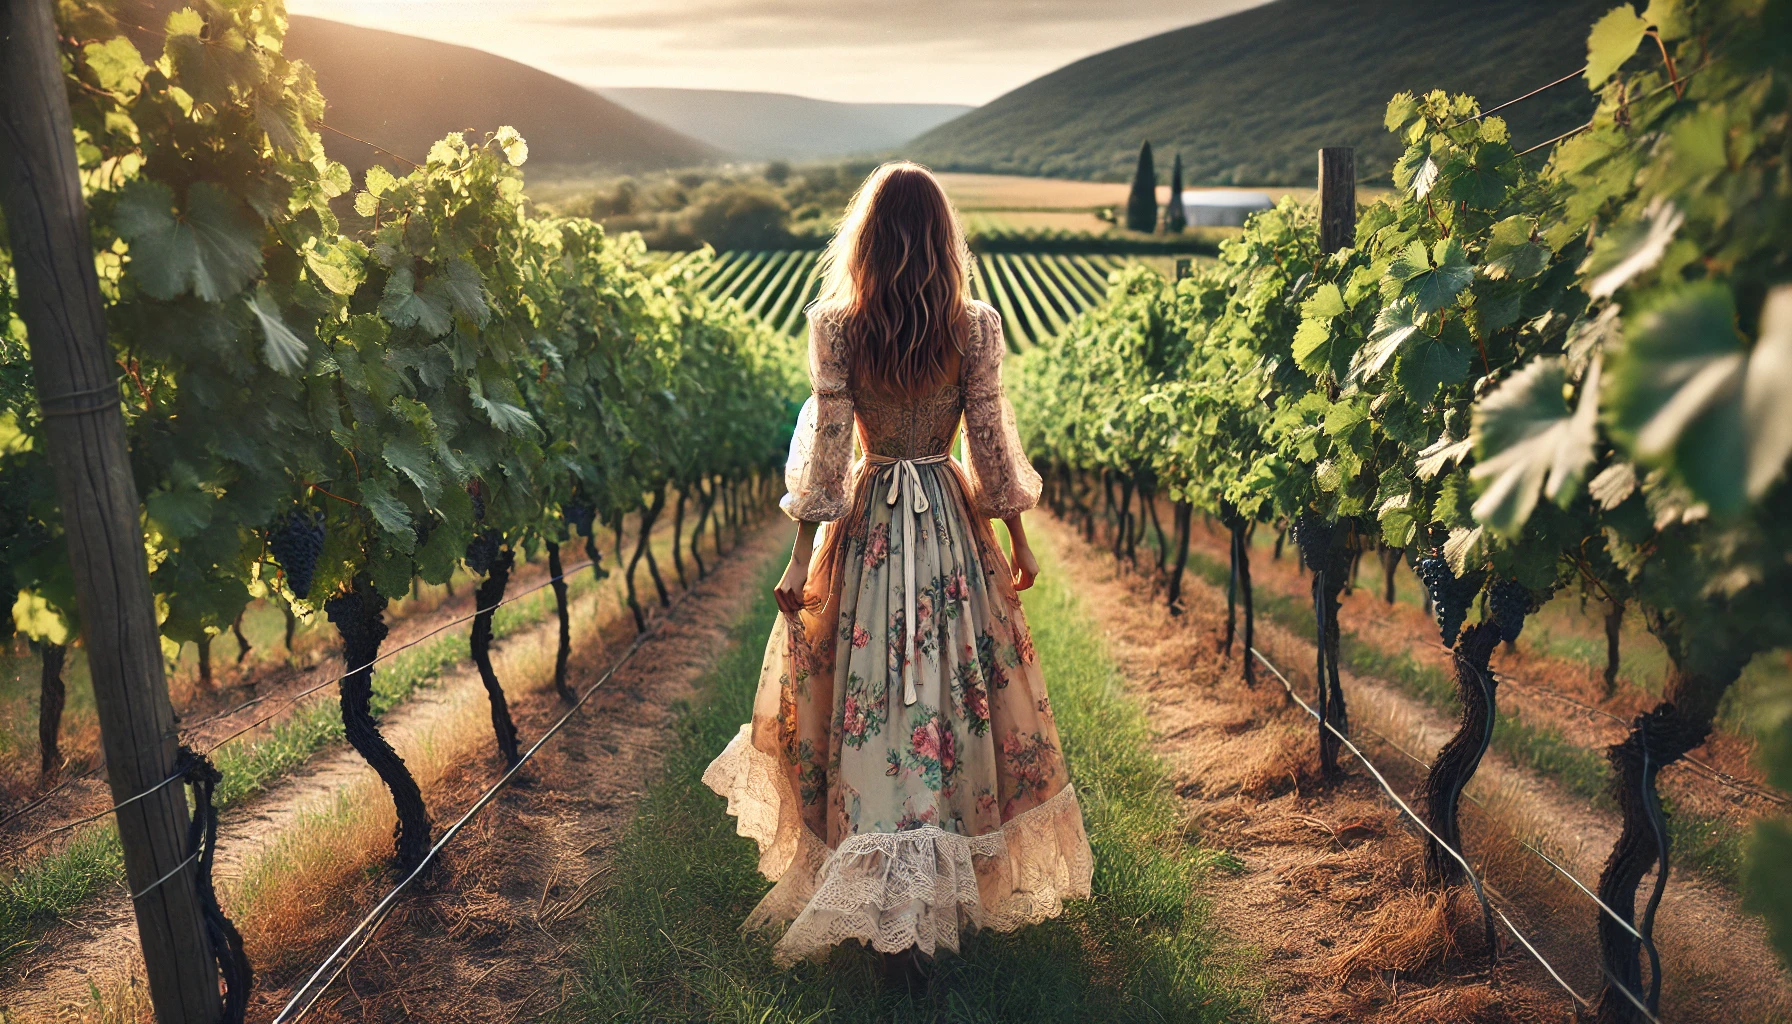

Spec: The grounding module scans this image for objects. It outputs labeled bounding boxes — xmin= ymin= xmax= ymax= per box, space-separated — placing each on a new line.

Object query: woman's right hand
xmin=774 ymin=555 xmax=810 ymax=616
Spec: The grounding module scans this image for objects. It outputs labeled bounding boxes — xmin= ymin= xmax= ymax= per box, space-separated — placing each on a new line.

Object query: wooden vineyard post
xmin=0 ymin=2 xmax=222 ymax=1021
xmin=1318 ymin=147 xmax=1356 ymax=253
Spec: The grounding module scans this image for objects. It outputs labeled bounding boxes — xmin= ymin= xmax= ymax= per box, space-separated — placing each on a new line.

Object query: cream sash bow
xmin=865 ymin=452 xmax=951 ymax=706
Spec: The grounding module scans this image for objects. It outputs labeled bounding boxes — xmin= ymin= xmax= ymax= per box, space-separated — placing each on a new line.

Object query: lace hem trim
xmin=702 ymin=724 xmax=1094 ymax=964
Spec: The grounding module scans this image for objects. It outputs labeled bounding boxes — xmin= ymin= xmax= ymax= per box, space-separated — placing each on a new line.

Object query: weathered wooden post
xmin=0 ymin=3 xmax=222 ymax=1021
xmin=1318 ymin=147 xmax=1356 ymax=253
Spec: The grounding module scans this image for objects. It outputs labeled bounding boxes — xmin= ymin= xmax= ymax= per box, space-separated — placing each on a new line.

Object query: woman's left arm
xmin=1003 ymin=514 xmax=1039 ymax=591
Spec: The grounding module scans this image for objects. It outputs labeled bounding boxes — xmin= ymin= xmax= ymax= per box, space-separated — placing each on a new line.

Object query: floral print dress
xmin=703 ymin=300 xmax=1093 ymax=963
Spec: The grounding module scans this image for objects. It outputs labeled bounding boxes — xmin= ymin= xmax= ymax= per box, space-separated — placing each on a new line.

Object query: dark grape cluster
xmin=269 ymin=509 xmax=325 ymax=599
xmin=562 ymin=501 xmax=595 ymax=537
xmin=470 ymin=486 xmax=486 ymax=523
xmin=1415 ymin=554 xmax=1479 ymax=646
xmin=465 ymin=529 xmax=501 ymax=576
xmin=1291 ymin=513 xmax=1334 ymax=572
xmin=1488 ymin=577 xmax=1530 ymax=642
xmin=324 ymin=585 xmax=389 ymax=660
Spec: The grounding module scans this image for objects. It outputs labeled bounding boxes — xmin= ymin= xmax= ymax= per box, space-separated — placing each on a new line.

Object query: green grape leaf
xmin=1301 ymin=282 xmax=1346 ymax=320
xmin=1389 ymin=241 xmax=1431 ymax=284
xmin=1353 ymin=296 xmax=1426 ymax=381
xmin=1587 ymin=199 xmax=1683 ymax=299
xmin=318 ymin=161 xmax=353 ymax=199
xmin=1406 ymin=238 xmax=1474 ymax=314
xmin=1472 ymin=280 xmax=1526 ymax=336
xmin=146 ymin=480 xmax=215 ymax=540
xmin=1443 ymin=525 xmax=1485 ymax=577
xmin=1470 ymin=356 xmax=1600 ymax=534
xmin=1644 ymin=0 xmax=1689 ymax=40
xmin=1385 ymin=93 xmax=1421 ymax=133
xmin=1589 ymin=461 xmax=1639 ymax=509
xmin=359 ymin=476 xmax=414 ymax=540
xmin=1410 ymin=156 xmax=1440 ymax=199
xmin=1416 ymin=433 xmax=1475 ymax=479
xmin=1586 ymin=5 xmax=1649 ymax=88
xmin=115 ymin=180 xmax=264 ymax=302
xmin=1607 ymin=282 xmax=1747 ymax=515
xmin=1743 ymin=285 xmax=1792 ymax=500
xmin=1398 ymin=319 xmax=1473 ymax=398
xmin=1481 ymin=216 xmax=1551 ymax=280
xmin=1378 ymin=493 xmax=1419 ymax=548
xmin=12 ymin=591 xmax=73 ymax=646
xmin=470 ymin=375 xmax=539 ymax=436
xmin=494 ymin=125 xmax=529 ymax=167
xmin=244 ymin=288 xmax=309 ymax=374
xmin=83 ymin=38 xmax=148 ymax=98
xmin=365 ymin=165 xmax=399 ymax=197
xmin=163 ymin=10 xmax=261 ymax=108
xmin=1446 ymin=142 xmax=1517 ymax=210
xmin=382 ymin=436 xmax=444 ymax=507
xmin=354 ymin=192 xmax=380 ymax=218
xmin=380 ymin=266 xmax=453 ymax=337
xmin=304 ymin=236 xmax=368 ymax=296
xmin=255 ymin=96 xmax=311 ymax=157
xmin=1292 ymin=317 xmax=1340 ymax=378
xmin=442 ymin=258 xmax=489 ymax=324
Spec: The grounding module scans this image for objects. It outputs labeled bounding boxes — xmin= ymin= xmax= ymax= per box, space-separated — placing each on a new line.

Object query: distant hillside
xmin=906 ymin=0 xmax=1610 ymax=185
xmin=280 ymin=17 xmax=719 ymax=177
xmin=596 ymin=88 xmax=972 ymax=161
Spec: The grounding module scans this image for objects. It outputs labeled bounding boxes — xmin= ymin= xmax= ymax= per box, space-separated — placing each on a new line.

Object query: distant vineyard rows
xmin=673 ymin=249 xmax=1136 ymax=348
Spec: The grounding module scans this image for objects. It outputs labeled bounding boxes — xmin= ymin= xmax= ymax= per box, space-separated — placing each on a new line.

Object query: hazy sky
xmin=285 ymin=0 xmax=1274 ymax=105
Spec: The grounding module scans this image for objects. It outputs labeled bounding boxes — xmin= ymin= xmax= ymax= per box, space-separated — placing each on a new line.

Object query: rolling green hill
xmin=905 ymin=0 xmax=1611 ymax=185
xmin=283 ymin=18 xmax=720 ymax=178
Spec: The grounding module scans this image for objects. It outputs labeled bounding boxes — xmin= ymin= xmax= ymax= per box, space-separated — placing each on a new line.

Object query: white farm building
xmin=1178 ymin=189 xmax=1274 ymax=227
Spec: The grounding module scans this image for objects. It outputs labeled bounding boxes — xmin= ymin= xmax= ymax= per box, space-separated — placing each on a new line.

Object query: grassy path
xmin=563 ymin=532 xmax=1262 ymax=1022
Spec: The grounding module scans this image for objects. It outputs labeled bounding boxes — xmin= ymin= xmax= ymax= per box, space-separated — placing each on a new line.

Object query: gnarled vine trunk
xmin=1167 ymin=500 xmax=1192 ymax=615
xmin=1593 ymin=645 xmax=1742 ymax=1024
xmin=37 ymin=641 xmax=66 ymax=775
xmin=1380 ymin=545 xmax=1403 ymax=605
xmin=471 ymin=547 xmax=521 ymax=765
xmin=545 ymin=540 xmax=574 ymax=702
xmin=1298 ymin=514 xmax=1353 ymax=776
xmin=326 ymin=582 xmax=432 ymax=874
xmin=1603 ymin=597 xmax=1625 ymax=697
xmin=1421 ymin=620 xmax=1503 ymax=883
xmin=671 ymin=487 xmax=688 ymax=589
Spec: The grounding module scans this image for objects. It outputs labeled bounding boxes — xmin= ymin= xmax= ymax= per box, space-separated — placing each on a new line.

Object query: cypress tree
xmin=1125 ymin=141 xmax=1157 ymax=233
xmin=1166 ymin=153 xmax=1187 ymax=233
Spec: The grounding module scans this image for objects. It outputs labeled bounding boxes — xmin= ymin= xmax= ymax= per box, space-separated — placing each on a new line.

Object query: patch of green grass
xmin=566 ymin=538 xmax=1262 ymax=1023
xmin=0 ymin=822 xmax=122 ymax=966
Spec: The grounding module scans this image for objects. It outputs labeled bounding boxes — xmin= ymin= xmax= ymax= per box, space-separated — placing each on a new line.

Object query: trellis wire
xmin=7 ymin=558 xmax=599 ymax=858
xmin=1248 ymin=645 xmax=1662 ymax=1023
xmin=270 ymin=582 xmax=698 ymax=1024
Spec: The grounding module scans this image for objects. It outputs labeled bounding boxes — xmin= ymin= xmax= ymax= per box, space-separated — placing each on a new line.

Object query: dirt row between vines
xmin=1177 ymin=515 xmax=1779 ymax=853
xmin=1034 ymin=514 xmax=1792 ymax=1024
xmin=0 ymin=520 xmax=781 ymax=1023
xmin=2 ymin=542 xmax=596 ymax=847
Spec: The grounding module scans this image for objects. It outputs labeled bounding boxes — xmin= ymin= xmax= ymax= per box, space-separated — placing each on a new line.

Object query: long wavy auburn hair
xmin=813 ymin=162 xmax=972 ymax=394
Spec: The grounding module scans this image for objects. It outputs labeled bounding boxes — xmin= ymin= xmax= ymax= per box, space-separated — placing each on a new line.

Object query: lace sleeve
xmin=780 ymin=310 xmax=855 ymax=522
xmin=961 ymin=303 xmax=1041 ymax=519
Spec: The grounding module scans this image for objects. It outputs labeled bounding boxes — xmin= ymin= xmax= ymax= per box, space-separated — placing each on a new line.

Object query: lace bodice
xmin=781 ymin=300 xmax=1041 ymax=521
